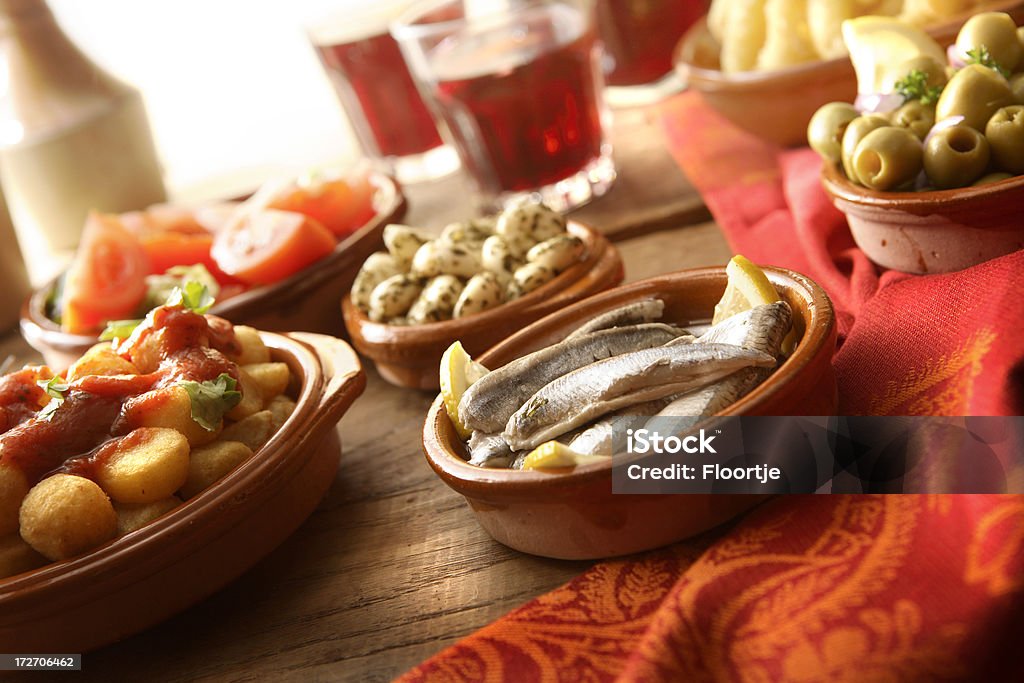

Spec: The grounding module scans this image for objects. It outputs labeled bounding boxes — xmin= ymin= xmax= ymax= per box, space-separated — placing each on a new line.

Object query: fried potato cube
xmin=0 ymin=463 xmax=30 ymax=536
xmin=267 ymin=395 xmax=297 ymax=431
xmin=232 ymin=326 xmax=271 ymax=365
xmin=95 ymin=428 xmax=190 ymax=504
xmin=19 ymin=474 xmax=118 ymax=561
xmin=125 ymin=385 xmax=219 ymax=447
xmin=220 ymin=410 xmax=274 ymax=452
xmin=225 ymin=368 xmax=263 ymax=421
xmin=66 ymin=343 xmax=139 ymax=382
xmin=0 ymin=533 xmax=46 ymax=580
xmin=179 ymin=441 xmax=253 ymax=500
xmin=115 ymin=496 xmax=181 ymax=535
xmin=241 ymin=362 xmax=290 ymax=401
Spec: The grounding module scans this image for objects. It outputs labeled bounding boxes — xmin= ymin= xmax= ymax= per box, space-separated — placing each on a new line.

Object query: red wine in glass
xmin=597 ymin=0 xmax=708 ymax=86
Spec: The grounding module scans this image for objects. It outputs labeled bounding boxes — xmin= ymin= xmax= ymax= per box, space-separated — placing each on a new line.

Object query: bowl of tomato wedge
xmin=22 ymin=169 xmax=406 ymax=368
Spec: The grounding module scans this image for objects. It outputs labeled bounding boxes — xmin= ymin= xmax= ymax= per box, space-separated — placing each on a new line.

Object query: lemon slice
xmin=439 ymin=341 xmax=488 ymax=440
xmin=522 ymin=441 xmax=608 ymax=470
xmin=713 ymin=255 xmax=781 ymax=324
xmin=842 ymin=16 xmax=945 ymax=94
xmin=713 ymin=255 xmax=797 ymax=354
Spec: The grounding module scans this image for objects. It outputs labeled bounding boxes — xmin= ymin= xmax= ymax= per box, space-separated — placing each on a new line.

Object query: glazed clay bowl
xmin=21 ymin=172 xmax=407 ymax=369
xmin=0 ymin=332 xmax=365 ymax=653
xmin=673 ymin=3 xmax=1024 ymax=147
xmin=422 ymin=266 xmax=837 ymax=560
xmin=343 ymin=220 xmax=625 ymax=390
xmin=822 ymin=164 xmax=1024 ymax=274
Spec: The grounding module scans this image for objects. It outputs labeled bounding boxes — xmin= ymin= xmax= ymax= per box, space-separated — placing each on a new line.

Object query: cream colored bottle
xmin=0 ymin=0 xmax=166 ymax=270
xmin=0 ymin=184 xmax=29 ymax=332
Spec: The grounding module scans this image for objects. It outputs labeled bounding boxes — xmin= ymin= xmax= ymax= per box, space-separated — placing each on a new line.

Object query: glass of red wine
xmin=307 ymin=2 xmax=459 ymax=183
xmin=596 ymin=0 xmax=708 ymax=106
xmin=392 ymin=0 xmax=615 ymax=212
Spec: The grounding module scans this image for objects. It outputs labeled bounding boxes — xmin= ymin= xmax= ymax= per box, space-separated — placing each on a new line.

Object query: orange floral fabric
xmin=400 ymin=93 xmax=1024 ymax=682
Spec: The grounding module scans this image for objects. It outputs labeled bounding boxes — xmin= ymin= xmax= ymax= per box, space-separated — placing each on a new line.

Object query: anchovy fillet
xmin=646 ymin=302 xmax=793 ymax=433
xmin=504 ymin=343 xmax=776 ymax=450
xmin=568 ymin=397 xmax=675 ymax=456
xmin=564 ymin=299 xmax=666 ymax=340
xmin=458 ymin=323 xmax=688 ymax=433
xmin=467 ymin=431 xmax=516 ymax=468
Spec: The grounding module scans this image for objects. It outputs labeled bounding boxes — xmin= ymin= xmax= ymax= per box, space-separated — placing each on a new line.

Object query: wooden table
xmin=0 ymin=105 xmax=732 ymax=682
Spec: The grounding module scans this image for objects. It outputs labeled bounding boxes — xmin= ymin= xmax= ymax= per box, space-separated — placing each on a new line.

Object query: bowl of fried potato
xmin=674 ymin=0 xmax=1024 ymax=146
xmin=0 ymin=297 xmax=365 ymax=652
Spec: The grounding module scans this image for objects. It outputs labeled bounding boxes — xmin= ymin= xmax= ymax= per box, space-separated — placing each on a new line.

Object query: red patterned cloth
xmin=399 ymin=93 xmax=1024 ymax=682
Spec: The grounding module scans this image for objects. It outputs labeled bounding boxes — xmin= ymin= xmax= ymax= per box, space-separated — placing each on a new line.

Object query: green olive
xmin=984 ymin=104 xmax=1024 ymax=174
xmin=1010 ymin=73 xmax=1024 ymax=104
xmin=973 ymin=171 xmax=1013 ymax=185
xmin=956 ymin=12 xmax=1022 ymax=74
xmin=923 ymin=124 xmax=991 ymax=188
xmin=841 ymin=114 xmax=892 ymax=182
xmin=936 ymin=64 xmax=1015 ymax=131
xmin=881 ymin=55 xmax=948 ymax=93
xmin=808 ymin=102 xmax=860 ymax=163
xmin=852 ymin=127 xmax=923 ymax=190
xmin=891 ymin=100 xmax=936 ymax=140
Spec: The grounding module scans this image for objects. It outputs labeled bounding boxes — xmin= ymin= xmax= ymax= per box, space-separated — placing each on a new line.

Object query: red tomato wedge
xmin=210 ymin=209 xmax=336 ymax=286
xmin=119 ymin=204 xmax=241 ymax=285
xmin=267 ymin=173 xmax=377 ymax=238
xmin=62 ymin=212 xmax=149 ymax=334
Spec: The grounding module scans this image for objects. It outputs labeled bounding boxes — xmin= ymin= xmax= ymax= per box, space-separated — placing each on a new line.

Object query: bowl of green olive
xmin=811 ymin=11 xmax=1024 ymax=274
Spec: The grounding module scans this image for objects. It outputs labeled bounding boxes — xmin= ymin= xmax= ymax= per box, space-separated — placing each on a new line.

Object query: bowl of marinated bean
xmin=0 ymin=289 xmax=366 ymax=652
xmin=812 ymin=10 xmax=1024 ymax=273
xmin=342 ymin=201 xmax=625 ymax=390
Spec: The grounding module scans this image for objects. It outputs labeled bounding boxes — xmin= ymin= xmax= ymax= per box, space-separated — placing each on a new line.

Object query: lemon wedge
xmin=521 ymin=441 xmax=608 ymax=470
xmin=713 ymin=255 xmax=797 ymax=354
xmin=713 ymin=255 xmax=781 ymax=324
xmin=842 ymin=16 xmax=945 ymax=94
xmin=439 ymin=341 xmax=488 ymax=440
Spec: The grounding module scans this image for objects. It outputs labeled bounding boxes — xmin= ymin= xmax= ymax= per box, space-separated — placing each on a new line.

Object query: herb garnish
xmin=37 ymin=376 xmax=70 ymax=421
xmin=99 ymin=318 xmax=144 ymax=342
xmin=965 ymin=45 xmax=1010 ymax=78
xmin=167 ymin=281 xmax=215 ymax=314
xmin=894 ymin=69 xmax=944 ymax=105
xmin=178 ymin=373 xmax=241 ymax=431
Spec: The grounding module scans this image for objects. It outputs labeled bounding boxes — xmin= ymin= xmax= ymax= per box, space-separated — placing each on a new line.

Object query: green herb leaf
xmin=166 ymin=280 xmax=216 ymax=314
xmin=965 ymin=45 xmax=1010 ymax=78
xmin=99 ymin=318 xmax=143 ymax=342
xmin=178 ymin=373 xmax=242 ymax=431
xmin=38 ymin=376 xmax=69 ymax=400
xmin=894 ymin=69 xmax=944 ymax=105
xmin=36 ymin=376 xmax=70 ymax=421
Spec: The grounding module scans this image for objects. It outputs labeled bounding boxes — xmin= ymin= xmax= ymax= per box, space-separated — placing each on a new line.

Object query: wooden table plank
xmin=1 ymin=222 xmax=731 ymax=682
xmin=403 ymin=105 xmax=709 ymax=238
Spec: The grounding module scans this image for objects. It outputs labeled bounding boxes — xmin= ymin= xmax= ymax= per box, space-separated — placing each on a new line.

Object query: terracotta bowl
xmin=343 ymin=221 xmax=625 ymax=390
xmin=821 ymin=164 xmax=1024 ymax=274
xmin=422 ymin=266 xmax=837 ymax=560
xmin=673 ymin=3 xmax=1024 ymax=147
xmin=0 ymin=332 xmax=365 ymax=653
xmin=21 ymin=172 xmax=407 ymax=369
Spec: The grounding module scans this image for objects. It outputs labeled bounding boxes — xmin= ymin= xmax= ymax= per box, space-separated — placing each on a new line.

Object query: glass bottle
xmin=0 ymin=0 xmax=166 ymax=271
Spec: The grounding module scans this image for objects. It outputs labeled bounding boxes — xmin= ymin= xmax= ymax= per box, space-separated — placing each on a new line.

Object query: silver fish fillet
xmin=564 ymin=299 xmax=666 ymax=340
xmin=646 ymin=302 xmax=793 ymax=432
xmin=568 ymin=397 xmax=675 ymax=456
xmin=504 ymin=343 xmax=776 ymax=450
xmin=467 ymin=431 xmax=515 ymax=468
xmin=458 ymin=323 xmax=688 ymax=433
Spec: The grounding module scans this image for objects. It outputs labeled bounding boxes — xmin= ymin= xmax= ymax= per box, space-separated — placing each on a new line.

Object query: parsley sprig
xmin=894 ymin=69 xmax=944 ymax=106
xmin=167 ymin=281 xmax=215 ymax=315
xmin=178 ymin=373 xmax=242 ymax=431
xmin=965 ymin=45 xmax=1010 ymax=78
xmin=99 ymin=318 xmax=144 ymax=342
xmin=37 ymin=376 xmax=70 ymax=421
